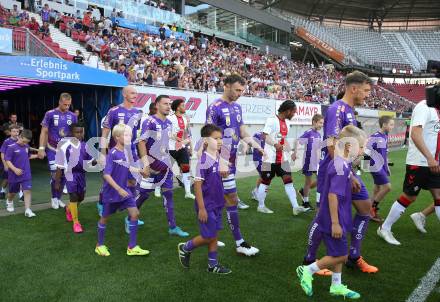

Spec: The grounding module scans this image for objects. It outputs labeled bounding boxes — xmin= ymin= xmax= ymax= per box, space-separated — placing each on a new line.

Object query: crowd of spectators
xmin=0 ymin=3 xmax=414 ymax=113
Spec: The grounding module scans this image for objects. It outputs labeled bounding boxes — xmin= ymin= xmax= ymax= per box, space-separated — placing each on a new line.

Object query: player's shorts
xmin=139 ymin=169 xmax=174 ymax=191
xmin=302 ymin=168 xmax=317 ymax=177
xmin=222 ymin=171 xmax=237 ymax=195
xmin=46 ymin=147 xmax=57 ymax=172
xmin=352 ymin=175 xmax=369 ymax=201
xmin=65 ymin=172 xmax=86 ymax=194
xmin=322 ymin=232 xmax=348 ymax=257
xmin=170 ymin=149 xmax=190 ymax=166
xmin=198 ymin=207 xmax=223 ymax=239
xmin=403 ymin=165 xmax=440 ymax=196
xmin=9 ymin=180 xmax=31 ymax=193
xmin=102 ymin=197 xmax=137 ymax=217
xmin=371 ymin=172 xmax=390 ymax=186
xmin=260 ymin=162 xmax=291 ymax=181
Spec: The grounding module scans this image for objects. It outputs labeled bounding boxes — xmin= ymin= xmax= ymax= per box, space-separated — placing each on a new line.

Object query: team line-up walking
xmin=1 ymin=72 xmax=439 ymax=299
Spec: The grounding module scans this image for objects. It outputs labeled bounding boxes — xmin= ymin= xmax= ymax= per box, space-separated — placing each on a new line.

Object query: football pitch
xmin=0 ymin=149 xmax=438 ymax=302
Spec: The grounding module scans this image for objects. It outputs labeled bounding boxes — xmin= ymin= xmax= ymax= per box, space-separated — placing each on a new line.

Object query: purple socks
xmin=163 ymin=190 xmax=176 ymax=229
xmin=304 ymin=216 xmax=322 ymax=263
xmin=349 ymin=214 xmax=370 ymax=259
xmin=226 ymin=206 xmax=242 ymax=241
xmin=97 ymin=222 xmax=106 ymax=246
xmin=128 ymin=219 xmax=138 ymax=249
xmin=184 ymin=239 xmax=195 ymax=252
xmin=208 ymin=251 xmax=218 ymax=267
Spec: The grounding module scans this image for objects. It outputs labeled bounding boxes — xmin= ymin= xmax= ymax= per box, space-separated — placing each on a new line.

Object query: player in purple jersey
xmin=99 ymin=85 xmax=145 ymax=225
xmin=178 ymin=124 xmax=231 ymax=274
xmin=366 ymin=116 xmax=394 ymax=222
xmin=136 ymin=95 xmax=189 ymax=237
xmin=38 ymin=93 xmax=78 ymax=210
xmin=297 ymin=125 xmax=366 ymax=299
xmin=5 ymin=130 xmax=38 ymax=217
xmin=0 ymin=125 xmax=21 ymax=200
xmin=294 ymin=114 xmax=324 ymax=210
xmin=303 ymin=71 xmax=378 ymax=274
xmin=54 ymin=123 xmax=94 ymax=233
xmin=95 ymin=124 xmax=149 ymax=257
xmin=206 ymin=74 xmax=264 ymax=256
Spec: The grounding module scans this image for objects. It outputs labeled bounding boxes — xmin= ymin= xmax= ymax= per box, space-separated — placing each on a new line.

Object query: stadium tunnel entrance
xmin=0 ymin=56 xmax=127 ymax=145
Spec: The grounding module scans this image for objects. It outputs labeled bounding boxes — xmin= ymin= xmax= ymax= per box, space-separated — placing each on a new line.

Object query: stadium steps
xmin=27 ymin=11 xmax=108 ymax=70
xmin=384 ymin=32 xmax=421 ymax=71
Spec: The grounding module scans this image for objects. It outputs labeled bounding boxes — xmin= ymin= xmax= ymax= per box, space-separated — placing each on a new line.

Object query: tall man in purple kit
xmin=135 ymin=95 xmax=189 ymax=237
xmin=100 ymin=85 xmax=145 ymax=227
xmin=38 ymin=93 xmax=77 ymax=210
xmin=206 ymin=74 xmax=264 ymax=256
xmin=302 ymin=71 xmax=379 ymax=274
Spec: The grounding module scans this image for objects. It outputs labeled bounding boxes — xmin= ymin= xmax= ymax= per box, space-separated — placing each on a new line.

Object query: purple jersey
xmin=102 ymin=147 xmax=132 ymax=203
xmin=252 ymin=132 xmax=264 ymax=163
xmin=55 ymin=140 xmax=93 ymax=173
xmin=317 ymin=100 xmax=356 ymax=192
xmin=206 ymin=99 xmax=244 ymax=164
xmin=4 ymin=143 xmax=31 ymax=183
xmin=41 ymin=109 xmax=77 ymax=148
xmin=41 ymin=9 xmax=50 ymax=22
xmin=102 ymin=105 xmax=142 ymax=149
xmin=0 ymin=137 xmax=18 ymax=154
xmin=317 ymin=156 xmax=353 ymax=234
xmin=368 ymin=131 xmax=389 ymax=175
xmin=140 ymin=115 xmax=172 ymax=171
xmin=195 ymin=152 xmax=224 ymax=210
xmin=300 ymin=128 xmax=322 ymax=172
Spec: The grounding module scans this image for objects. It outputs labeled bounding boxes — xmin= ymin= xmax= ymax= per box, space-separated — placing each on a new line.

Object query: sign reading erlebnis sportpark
xmin=0 ymin=56 xmax=128 ymax=87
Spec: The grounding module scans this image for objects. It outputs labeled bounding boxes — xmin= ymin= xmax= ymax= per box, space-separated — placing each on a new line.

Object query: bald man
xmin=39 ymin=93 xmax=77 ymax=210
xmin=99 ymin=86 xmax=145 ymax=228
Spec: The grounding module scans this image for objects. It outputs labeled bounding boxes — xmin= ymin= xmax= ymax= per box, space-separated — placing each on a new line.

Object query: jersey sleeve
xmin=103 ymin=150 xmax=114 ymax=176
xmin=55 ymin=143 xmax=68 ymax=169
xmin=411 ymin=104 xmax=429 ymax=128
xmin=194 ymin=157 xmax=207 ymax=181
xmin=325 ymin=105 xmax=343 ymax=138
xmin=4 ymin=145 xmax=13 ymax=162
xmin=41 ymin=111 xmax=51 ymax=128
xmin=101 ymin=108 xmax=114 ymax=129
xmin=206 ymin=104 xmax=219 ymax=125
xmin=262 ymin=117 xmax=276 ymax=136
xmin=328 ymin=164 xmax=349 ymax=197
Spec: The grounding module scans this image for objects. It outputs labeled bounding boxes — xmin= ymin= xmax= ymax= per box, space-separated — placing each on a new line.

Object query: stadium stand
xmin=0 ymin=2 xmax=414 ymax=113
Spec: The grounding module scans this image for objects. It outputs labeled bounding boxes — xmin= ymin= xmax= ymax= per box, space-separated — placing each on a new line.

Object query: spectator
xmin=26 ymin=17 xmax=39 ymax=31
xmin=49 ymin=9 xmax=56 ymax=24
xmin=165 ymin=65 xmax=178 ymax=88
xmin=41 ymin=4 xmax=50 ymax=23
xmin=159 ymin=24 xmax=166 ymax=40
xmin=2 ymin=113 xmax=23 ymax=132
xmin=39 ymin=22 xmax=50 ymax=38
xmin=82 ymin=11 xmax=92 ymax=33
xmin=117 ymin=64 xmax=129 ymax=79
xmin=75 ymin=9 xmax=82 ymax=19
xmin=73 ymin=50 xmax=85 ymax=64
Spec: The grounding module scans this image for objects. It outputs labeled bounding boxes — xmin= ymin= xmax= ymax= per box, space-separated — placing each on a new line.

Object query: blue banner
xmin=0 ymin=56 xmax=128 ymax=87
xmin=0 ymin=28 xmax=13 ymax=54
xmin=112 ymin=17 xmax=188 ymax=41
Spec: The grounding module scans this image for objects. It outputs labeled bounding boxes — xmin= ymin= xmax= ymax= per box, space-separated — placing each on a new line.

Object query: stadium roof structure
xmin=254 ymin=0 xmax=440 ymax=22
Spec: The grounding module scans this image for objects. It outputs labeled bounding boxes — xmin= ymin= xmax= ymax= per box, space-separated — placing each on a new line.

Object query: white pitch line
xmin=406 ymin=258 xmax=440 ymax=302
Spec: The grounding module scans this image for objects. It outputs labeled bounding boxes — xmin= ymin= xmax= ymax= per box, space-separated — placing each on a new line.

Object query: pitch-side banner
xmin=276 ymin=101 xmax=321 ymax=125
xmin=207 ymin=94 xmax=276 ymax=125
xmin=134 ymin=86 xmax=208 ymax=123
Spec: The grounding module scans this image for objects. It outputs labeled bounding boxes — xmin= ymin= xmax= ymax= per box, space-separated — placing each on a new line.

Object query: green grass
xmin=0 ymin=149 xmax=439 ymax=302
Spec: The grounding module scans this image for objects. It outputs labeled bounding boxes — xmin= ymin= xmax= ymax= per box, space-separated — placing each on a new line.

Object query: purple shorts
xmin=198 ymin=207 xmax=223 ymax=239
xmin=302 ymin=169 xmax=316 ymax=177
xmin=371 ymin=172 xmax=390 ymax=186
xmin=102 ymin=197 xmax=137 ymax=217
xmin=352 ymin=175 xmax=369 ymax=201
xmin=322 ymin=232 xmax=348 ymax=257
xmin=9 ymin=180 xmax=32 ymax=193
xmin=46 ymin=147 xmax=57 ymax=172
xmin=65 ymin=172 xmax=86 ymax=194
xmin=138 ymin=169 xmax=173 ymax=191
